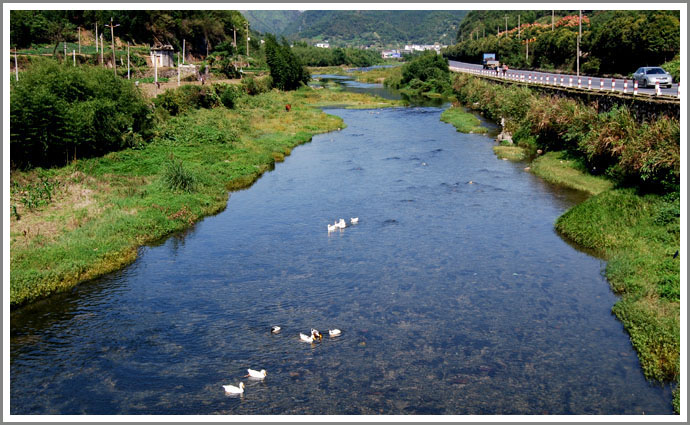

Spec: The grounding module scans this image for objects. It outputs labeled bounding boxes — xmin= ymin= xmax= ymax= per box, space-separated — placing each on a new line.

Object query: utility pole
xmin=552 ymin=10 xmax=554 ymax=31
xmin=526 ymin=39 xmax=529 ymax=61
xmin=233 ymin=27 xmax=237 ymax=47
xmin=127 ymin=42 xmax=130 ymax=79
xmin=78 ymin=27 xmax=81 ymax=53
xmin=183 ymin=39 xmax=185 ymax=64
xmin=73 ymin=49 xmax=76 ymax=66
xmin=518 ymin=15 xmax=521 ymax=39
xmin=106 ymin=17 xmax=120 ymax=76
xmin=577 ymin=10 xmax=581 ymax=77
xmin=497 ymin=26 xmax=499 ymax=36
xmin=246 ymin=21 xmax=249 ymax=56
xmin=14 ymin=48 xmax=18 ymax=81
xmin=177 ymin=52 xmax=181 ymax=86
xmin=64 ymin=41 xmax=67 ymax=61
xmin=100 ymin=33 xmax=104 ymax=65
xmin=95 ymin=23 xmax=98 ymax=53
xmin=504 ymin=16 xmax=508 ymax=36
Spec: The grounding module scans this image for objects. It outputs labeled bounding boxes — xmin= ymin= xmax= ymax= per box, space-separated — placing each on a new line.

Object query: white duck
xmin=327 ymin=223 xmax=337 ymax=232
xmin=222 ymin=382 xmax=245 ymax=394
xmin=270 ymin=326 xmax=281 ymax=334
xmin=329 ymin=329 xmax=342 ymax=337
xmin=336 ymin=218 xmax=347 ymax=229
xmin=246 ymin=369 xmax=267 ymax=379
xmin=350 ymin=217 xmax=359 ymax=225
xmin=300 ymin=333 xmax=314 ymax=343
xmin=311 ymin=328 xmax=323 ymax=340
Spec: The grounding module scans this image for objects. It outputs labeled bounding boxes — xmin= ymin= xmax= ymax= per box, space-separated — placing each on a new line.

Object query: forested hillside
xmin=240 ymin=10 xmax=301 ymax=36
xmin=10 ymin=10 xmax=255 ymax=57
xmin=280 ymin=10 xmax=468 ymax=47
xmin=444 ymin=10 xmax=680 ymax=76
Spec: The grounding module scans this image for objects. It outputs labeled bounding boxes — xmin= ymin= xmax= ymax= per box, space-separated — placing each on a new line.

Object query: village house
xmin=150 ymin=44 xmax=175 ymax=67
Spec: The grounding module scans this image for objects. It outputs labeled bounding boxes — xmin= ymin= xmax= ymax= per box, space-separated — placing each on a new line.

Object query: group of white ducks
xmin=222 ymin=326 xmax=342 ymax=395
xmin=328 ymin=217 xmax=358 ymax=232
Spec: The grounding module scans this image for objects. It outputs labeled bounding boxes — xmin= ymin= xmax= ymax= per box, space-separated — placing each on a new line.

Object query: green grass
xmin=440 ymin=106 xmax=487 ymax=134
xmin=555 ymin=188 xmax=680 ymax=393
xmin=10 ymin=86 xmax=401 ymax=308
xmin=493 ymin=145 xmax=526 ymax=161
xmin=530 ymin=151 xmax=614 ymax=196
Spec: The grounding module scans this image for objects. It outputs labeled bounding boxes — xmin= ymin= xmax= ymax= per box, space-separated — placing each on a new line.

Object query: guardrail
xmin=449 ymin=66 xmax=681 ymax=102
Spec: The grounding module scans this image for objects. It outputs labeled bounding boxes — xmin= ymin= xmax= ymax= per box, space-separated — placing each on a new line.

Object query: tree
xmin=264 ymin=34 xmax=309 ymax=91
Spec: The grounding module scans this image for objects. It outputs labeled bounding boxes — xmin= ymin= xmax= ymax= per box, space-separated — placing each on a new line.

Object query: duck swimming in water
xmin=300 ymin=333 xmax=314 ymax=343
xmin=222 ymin=382 xmax=245 ymax=394
xmin=311 ymin=328 xmax=323 ymax=340
xmin=329 ymin=329 xmax=342 ymax=337
xmin=246 ymin=369 xmax=267 ymax=379
xmin=271 ymin=326 xmax=281 ymax=334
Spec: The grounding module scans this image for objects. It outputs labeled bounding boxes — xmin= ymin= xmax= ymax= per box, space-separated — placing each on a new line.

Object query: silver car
xmin=632 ymin=67 xmax=673 ymax=88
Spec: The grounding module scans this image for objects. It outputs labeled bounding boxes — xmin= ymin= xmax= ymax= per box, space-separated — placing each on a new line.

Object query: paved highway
xmin=448 ymin=60 xmax=680 ymax=98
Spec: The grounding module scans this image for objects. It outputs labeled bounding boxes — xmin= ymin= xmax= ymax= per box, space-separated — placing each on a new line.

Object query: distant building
xmin=402 ymin=43 xmax=447 ymax=55
xmin=381 ymin=50 xmax=401 ymax=59
xmin=315 ymin=42 xmax=330 ymax=48
xmin=150 ymin=44 xmax=175 ymax=67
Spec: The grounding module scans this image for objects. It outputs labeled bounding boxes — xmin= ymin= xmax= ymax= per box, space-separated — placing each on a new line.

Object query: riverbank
xmin=9 ymin=86 xmax=403 ymax=308
xmin=448 ymin=74 xmax=680 ymax=413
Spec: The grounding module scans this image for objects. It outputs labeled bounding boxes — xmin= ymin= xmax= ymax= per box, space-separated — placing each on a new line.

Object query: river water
xmin=10 ymin=79 xmax=673 ymax=415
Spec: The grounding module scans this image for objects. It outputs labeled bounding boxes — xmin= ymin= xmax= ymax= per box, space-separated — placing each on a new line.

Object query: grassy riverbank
xmin=10 ymin=86 xmax=403 ymax=308
xmin=450 ymin=74 xmax=680 ymax=412
xmin=440 ymin=106 xmax=487 ymax=134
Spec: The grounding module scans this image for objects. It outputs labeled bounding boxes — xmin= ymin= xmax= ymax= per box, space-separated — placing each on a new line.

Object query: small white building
xmin=150 ymin=44 xmax=175 ymax=67
xmin=315 ymin=42 xmax=330 ymax=48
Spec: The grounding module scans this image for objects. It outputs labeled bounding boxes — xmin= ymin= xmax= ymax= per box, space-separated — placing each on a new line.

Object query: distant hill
xmin=241 ymin=10 xmax=302 ymax=36
xmin=244 ymin=10 xmax=468 ymax=48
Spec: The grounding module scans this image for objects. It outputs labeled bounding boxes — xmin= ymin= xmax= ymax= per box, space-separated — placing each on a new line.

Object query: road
xmin=448 ymin=60 xmax=680 ymax=98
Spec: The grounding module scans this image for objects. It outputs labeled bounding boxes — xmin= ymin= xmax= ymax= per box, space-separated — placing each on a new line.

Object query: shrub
xmin=163 ymin=158 xmax=197 ymax=192
xmin=214 ymin=83 xmax=245 ymax=108
xmin=10 ymin=58 xmax=152 ymax=169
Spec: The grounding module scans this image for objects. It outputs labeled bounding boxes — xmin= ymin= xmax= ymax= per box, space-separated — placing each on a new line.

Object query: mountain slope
xmin=281 ymin=10 xmax=468 ymax=47
xmin=241 ymin=10 xmax=302 ymax=35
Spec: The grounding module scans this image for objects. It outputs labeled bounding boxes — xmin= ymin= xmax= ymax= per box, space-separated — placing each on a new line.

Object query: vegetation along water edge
xmin=449 ymin=73 xmax=680 ymax=413
xmin=9 ymin=64 xmax=403 ymax=309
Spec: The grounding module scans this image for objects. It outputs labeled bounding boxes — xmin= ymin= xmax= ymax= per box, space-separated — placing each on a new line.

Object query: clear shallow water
xmin=10 ymin=104 xmax=673 ymax=414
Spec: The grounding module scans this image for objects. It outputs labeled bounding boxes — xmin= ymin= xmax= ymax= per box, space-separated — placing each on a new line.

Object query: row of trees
xmin=444 ymin=10 xmax=680 ymax=75
xmin=10 ymin=10 xmax=256 ymax=58
xmin=291 ymin=42 xmax=383 ymax=67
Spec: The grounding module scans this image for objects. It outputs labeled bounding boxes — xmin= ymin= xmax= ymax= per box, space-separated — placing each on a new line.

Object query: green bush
xmin=241 ymin=76 xmax=272 ymax=95
xmin=153 ymin=84 xmax=221 ymax=116
xmin=214 ymin=83 xmax=245 ymax=108
xmin=10 ymin=58 xmax=152 ymax=169
xmin=163 ymin=158 xmax=197 ymax=192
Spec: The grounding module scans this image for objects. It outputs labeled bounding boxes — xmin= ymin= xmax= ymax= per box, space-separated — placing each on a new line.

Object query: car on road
xmin=632 ymin=67 xmax=673 ymax=88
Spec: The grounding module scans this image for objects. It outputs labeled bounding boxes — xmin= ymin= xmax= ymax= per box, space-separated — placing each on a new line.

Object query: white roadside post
xmin=569 ymin=76 xmax=572 ymax=87
xmin=600 ymin=79 xmax=604 ymax=91
xmin=633 ymin=80 xmax=638 ymax=96
xmin=546 ymin=76 xmax=550 ymax=85
xmin=623 ymin=79 xmax=628 ymax=94
xmin=578 ymin=77 xmax=581 ymax=89
xmin=611 ymin=78 xmax=616 ymax=92
xmin=678 ymin=82 xmax=681 ymax=99
xmin=588 ymin=77 xmax=592 ymax=90
xmin=560 ymin=76 xmax=564 ymax=86
xmin=655 ymin=81 xmax=661 ymax=96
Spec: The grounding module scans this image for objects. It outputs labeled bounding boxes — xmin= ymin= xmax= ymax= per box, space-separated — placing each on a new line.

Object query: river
xmin=9 ymin=78 xmax=673 ymax=415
